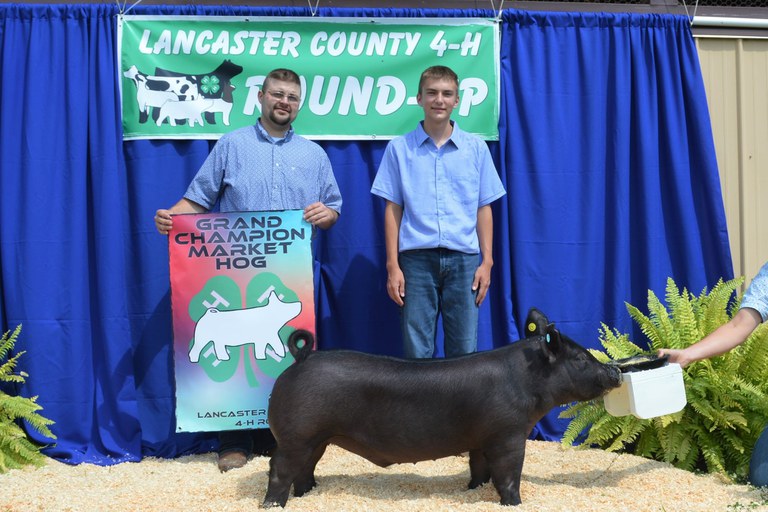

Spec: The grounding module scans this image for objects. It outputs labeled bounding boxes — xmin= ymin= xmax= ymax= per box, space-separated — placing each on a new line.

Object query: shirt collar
xmin=415 ymin=120 xmax=461 ymax=148
xmin=256 ymin=119 xmax=294 ymax=143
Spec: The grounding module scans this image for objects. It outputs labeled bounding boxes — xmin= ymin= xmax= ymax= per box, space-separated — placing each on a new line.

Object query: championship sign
xmin=168 ymin=210 xmax=314 ymax=432
xmin=118 ymin=15 xmax=500 ymax=140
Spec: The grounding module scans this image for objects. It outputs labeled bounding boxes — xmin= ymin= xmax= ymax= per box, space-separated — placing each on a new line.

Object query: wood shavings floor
xmin=1 ymin=440 xmax=766 ymax=511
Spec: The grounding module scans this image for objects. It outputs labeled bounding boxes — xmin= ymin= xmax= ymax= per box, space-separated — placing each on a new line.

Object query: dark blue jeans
xmin=399 ymin=249 xmax=480 ymax=359
xmin=750 ymin=425 xmax=768 ymax=486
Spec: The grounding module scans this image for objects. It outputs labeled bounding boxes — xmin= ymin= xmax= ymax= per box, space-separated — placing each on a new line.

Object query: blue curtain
xmin=0 ymin=4 xmax=732 ymax=464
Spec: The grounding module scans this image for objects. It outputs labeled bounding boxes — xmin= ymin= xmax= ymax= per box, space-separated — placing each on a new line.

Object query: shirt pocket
xmin=281 ymin=165 xmax=319 ymax=209
xmin=449 ymin=161 xmax=480 ymax=207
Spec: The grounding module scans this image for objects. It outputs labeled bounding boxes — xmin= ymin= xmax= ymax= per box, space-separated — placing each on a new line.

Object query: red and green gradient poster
xmin=168 ymin=210 xmax=314 ymax=432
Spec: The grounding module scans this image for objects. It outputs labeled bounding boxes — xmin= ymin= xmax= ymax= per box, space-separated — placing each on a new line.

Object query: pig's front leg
xmin=468 ymin=449 xmax=491 ymax=489
xmin=487 ymin=442 xmax=526 ymax=506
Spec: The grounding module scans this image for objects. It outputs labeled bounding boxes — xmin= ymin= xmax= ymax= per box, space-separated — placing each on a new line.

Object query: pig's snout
xmin=604 ymin=364 xmax=622 ymax=389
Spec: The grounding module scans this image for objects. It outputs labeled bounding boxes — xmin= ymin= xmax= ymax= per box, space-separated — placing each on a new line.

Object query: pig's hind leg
xmin=468 ymin=449 xmax=491 ymax=489
xmin=292 ymin=443 xmax=328 ymax=497
xmin=263 ymin=445 xmax=324 ymax=507
xmin=263 ymin=447 xmax=306 ymax=507
xmin=263 ymin=449 xmax=293 ymax=507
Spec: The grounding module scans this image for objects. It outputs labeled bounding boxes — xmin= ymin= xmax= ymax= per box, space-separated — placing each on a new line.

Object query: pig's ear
xmin=524 ymin=307 xmax=550 ymax=338
xmin=542 ymin=324 xmax=562 ymax=362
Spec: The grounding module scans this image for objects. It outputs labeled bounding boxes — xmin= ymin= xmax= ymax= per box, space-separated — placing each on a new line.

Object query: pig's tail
xmin=288 ymin=329 xmax=314 ymax=362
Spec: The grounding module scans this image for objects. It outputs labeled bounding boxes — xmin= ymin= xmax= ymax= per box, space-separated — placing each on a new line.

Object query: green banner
xmin=118 ymin=16 xmax=500 ymax=140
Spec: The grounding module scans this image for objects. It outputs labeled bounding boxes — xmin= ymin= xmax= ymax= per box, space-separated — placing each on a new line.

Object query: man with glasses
xmin=154 ymin=68 xmax=342 ymax=472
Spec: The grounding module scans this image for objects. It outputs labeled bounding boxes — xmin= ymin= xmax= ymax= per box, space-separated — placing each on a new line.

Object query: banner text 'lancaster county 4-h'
xmin=118 ymin=16 xmax=500 ymax=140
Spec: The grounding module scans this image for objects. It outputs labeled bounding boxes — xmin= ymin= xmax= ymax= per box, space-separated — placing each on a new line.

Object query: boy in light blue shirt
xmin=371 ymin=65 xmax=506 ymax=359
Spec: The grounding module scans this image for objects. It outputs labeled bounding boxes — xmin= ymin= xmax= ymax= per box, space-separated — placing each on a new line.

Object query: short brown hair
xmin=418 ymin=66 xmax=459 ymax=95
xmin=263 ymin=68 xmax=301 ymax=92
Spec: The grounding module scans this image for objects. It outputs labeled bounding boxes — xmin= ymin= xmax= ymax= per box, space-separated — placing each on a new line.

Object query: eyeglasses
xmin=266 ymin=90 xmax=300 ymax=104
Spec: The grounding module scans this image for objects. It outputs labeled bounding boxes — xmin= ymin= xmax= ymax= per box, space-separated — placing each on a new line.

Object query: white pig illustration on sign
xmin=189 ymin=291 xmax=301 ymax=363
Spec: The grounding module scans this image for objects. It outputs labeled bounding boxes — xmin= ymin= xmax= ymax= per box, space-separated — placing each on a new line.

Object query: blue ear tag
xmin=545 ymin=334 xmax=550 ymax=344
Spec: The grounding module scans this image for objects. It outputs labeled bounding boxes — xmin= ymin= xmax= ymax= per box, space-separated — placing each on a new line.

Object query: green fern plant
xmin=0 ymin=325 xmax=56 ymax=472
xmin=561 ymin=277 xmax=768 ymax=482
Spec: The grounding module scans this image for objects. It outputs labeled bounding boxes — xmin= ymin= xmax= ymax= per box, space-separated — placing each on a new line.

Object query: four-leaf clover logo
xmin=200 ymin=75 xmax=220 ymax=94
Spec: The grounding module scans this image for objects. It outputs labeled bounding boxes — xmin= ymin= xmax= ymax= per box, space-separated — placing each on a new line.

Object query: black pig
xmin=263 ymin=308 xmax=620 ymax=507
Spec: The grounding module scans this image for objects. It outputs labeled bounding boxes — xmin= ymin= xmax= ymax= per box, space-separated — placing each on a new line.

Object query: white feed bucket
xmin=603 ymin=355 xmax=687 ymax=419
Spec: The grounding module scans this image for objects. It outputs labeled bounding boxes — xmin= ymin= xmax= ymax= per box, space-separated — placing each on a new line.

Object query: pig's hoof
xmin=293 ymin=479 xmax=317 ymax=497
xmin=261 ymin=499 xmax=286 ymax=508
xmin=468 ymin=477 xmax=490 ymax=489
xmin=499 ymin=496 xmax=522 ymax=506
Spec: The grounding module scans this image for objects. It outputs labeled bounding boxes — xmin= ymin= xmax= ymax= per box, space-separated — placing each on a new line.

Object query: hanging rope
xmin=307 ymin=0 xmax=321 ymax=17
xmin=490 ymin=0 xmax=505 ymax=20
xmin=681 ymin=0 xmax=700 ymax=27
xmin=120 ymin=0 xmax=143 ymax=16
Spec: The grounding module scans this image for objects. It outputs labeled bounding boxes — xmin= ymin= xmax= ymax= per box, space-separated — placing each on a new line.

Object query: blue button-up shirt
xmin=371 ymin=121 xmax=505 ymax=254
xmin=184 ymin=121 xmax=342 ymax=214
xmin=742 ymin=261 xmax=768 ymax=322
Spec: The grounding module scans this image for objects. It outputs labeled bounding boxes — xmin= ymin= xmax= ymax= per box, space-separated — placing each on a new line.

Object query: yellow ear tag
xmin=528 ymin=322 xmax=536 ymax=332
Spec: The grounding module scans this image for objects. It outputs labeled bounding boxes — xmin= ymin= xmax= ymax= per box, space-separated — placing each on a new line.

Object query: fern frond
xmin=698 ymin=278 xmax=742 ymax=336
xmin=649 ymin=285 xmax=676 ymax=347
xmin=658 ymin=421 xmax=695 ymax=466
xmin=0 ymin=395 xmax=56 ymax=438
xmin=603 ymin=416 xmax=647 ymax=452
xmin=626 ymin=301 xmax=664 ymax=349
xmin=654 ymin=409 xmax=685 ymax=429
xmin=666 ymin=281 xmax=700 ymax=350
xmin=560 ymin=401 xmax=605 ymax=446
xmin=635 ymin=426 xmax=662 ymax=457
xmin=588 ymin=348 xmax=611 ymax=364
xmin=0 ymin=325 xmax=22 ymax=364
xmin=598 ymin=324 xmax=645 ymax=360
xmin=581 ymin=412 xmax=631 ymax=450
xmin=737 ymin=321 xmax=768 ymax=378
xmin=699 ymin=437 xmax=728 ymax=476
xmin=0 ymin=325 xmax=56 ymax=473
xmin=0 ymin=351 xmax=25 ymax=382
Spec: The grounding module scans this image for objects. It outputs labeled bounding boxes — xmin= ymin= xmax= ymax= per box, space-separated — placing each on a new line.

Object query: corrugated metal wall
xmin=697 ymin=36 xmax=768 ymax=286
